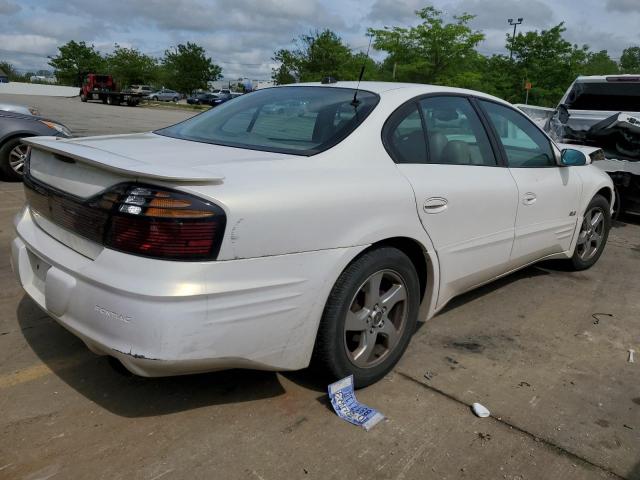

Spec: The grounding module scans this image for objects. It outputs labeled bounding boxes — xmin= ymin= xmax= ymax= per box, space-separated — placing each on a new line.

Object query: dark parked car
xmin=186 ymin=93 xmax=218 ymax=105
xmin=0 ymin=111 xmax=71 ymax=181
xmin=210 ymin=92 xmax=233 ymax=107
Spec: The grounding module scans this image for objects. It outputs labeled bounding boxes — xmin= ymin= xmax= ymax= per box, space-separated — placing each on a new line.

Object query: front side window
xmin=157 ymin=86 xmax=379 ymax=155
xmin=480 ymin=100 xmax=555 ymax=168
xmin=420 ymin=96 xmax=496 ymax=166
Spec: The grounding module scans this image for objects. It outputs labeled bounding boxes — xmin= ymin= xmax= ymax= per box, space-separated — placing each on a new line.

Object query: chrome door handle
xmin=522 ymin=193 xmax=537 ymax=206
xmin=423 ymin=197 xmax=448 ymax=214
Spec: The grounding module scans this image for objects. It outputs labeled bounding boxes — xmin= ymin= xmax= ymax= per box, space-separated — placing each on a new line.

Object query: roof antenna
xmin=351 ymin=34 xmax=373 ymax=107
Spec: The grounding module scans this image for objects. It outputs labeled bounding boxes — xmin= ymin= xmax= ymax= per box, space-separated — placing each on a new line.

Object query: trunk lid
xmin=24 ymin=132 xmax=293 ymax=197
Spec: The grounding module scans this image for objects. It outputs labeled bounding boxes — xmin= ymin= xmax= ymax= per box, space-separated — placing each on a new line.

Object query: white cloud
xmin=452 ymin=0 xmax=554 ymax=29
xmin=1 ymin=0 xmax=638 ymax=77
xmin=0 ymin=34 xmax=59 ymax=56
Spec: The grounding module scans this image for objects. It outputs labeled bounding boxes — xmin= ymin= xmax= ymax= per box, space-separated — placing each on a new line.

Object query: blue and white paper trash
xmin=328 ymin=376 xmax=384 ymax=430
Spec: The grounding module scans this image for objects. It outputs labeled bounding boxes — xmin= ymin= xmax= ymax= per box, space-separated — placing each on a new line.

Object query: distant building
xmin=30 ymin=75 xmax=57 ymax=84
xmin=0 ymin=69 xmax=8 ymax=83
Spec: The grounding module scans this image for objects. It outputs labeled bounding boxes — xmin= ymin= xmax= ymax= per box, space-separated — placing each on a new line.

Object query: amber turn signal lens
xmin=145 ymin=208 xmax=214 ymax=218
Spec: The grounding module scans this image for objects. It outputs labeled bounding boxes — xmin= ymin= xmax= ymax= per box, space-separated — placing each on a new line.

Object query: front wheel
xmin=0 ymin=137 xmax=29 ymax=181
xmin=312 ymin=247 xmax=420 ymax=388
xmin=80 ymin=93 xmax=87 ymax=102
xmin=172 ymin=97 xmax=179 ymax=102
xmin=568 ymin=194 xmax=611 ymax=270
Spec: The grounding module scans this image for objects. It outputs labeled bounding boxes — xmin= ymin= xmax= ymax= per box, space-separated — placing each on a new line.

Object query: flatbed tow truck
xmin=79 ymin=74 xmax=143 ymax=106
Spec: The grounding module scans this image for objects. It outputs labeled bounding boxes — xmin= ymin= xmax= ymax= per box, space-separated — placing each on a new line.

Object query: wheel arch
xmin=0 ymin=132 xmax=36 ymax=148
xmin=351 ymin=236 xmax=438 ymax=324
xmin=595 ymin=186 xmax=613 ymax=210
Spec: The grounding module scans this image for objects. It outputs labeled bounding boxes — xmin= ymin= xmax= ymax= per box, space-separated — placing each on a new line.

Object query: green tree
xmin=620 ymin=47 xmax=640 ymax=73
xmin=106 ymin=44 xmax=159 ymax=88
xmin=508 ymin=23 xmax=589 ymax=106
xmin=578 ymin=50 xmax=619 ymax=76
xmin=161 ymin=42 xmax=222 ymax=94
xmin=272 ymin=30 xmax=372 ymax=83
xmin=48 ymin=41 xmax=106 ymax=86
xmin=368 ymin=7 xmax=484 ymax=84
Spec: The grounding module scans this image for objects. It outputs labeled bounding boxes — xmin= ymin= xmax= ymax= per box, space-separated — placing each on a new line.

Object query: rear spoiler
xmin=23 ymin=136 xmax=225 ymax=183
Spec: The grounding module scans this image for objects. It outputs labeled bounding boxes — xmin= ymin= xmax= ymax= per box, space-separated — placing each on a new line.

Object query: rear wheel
xmin=0 ymin=138 xmax=29 ymax=181
xmin=106 ymin=96 xmax=114 ymax=105
xmin=172 ymin=97 xmax=179 ymax=102
xmin=568 ymin=194 xmax=610 ymax=270
xmin=80 ymin=93 xmax=87 ymax=102
xmin=312 ymin=247 xmax=420 ymax=388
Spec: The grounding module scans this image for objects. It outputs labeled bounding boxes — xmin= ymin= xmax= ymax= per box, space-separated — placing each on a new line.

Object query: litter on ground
xmin=472 ymin=403 xmax=491 ymax=418
xmin=328 ymin=376 xmax=384 ymax=431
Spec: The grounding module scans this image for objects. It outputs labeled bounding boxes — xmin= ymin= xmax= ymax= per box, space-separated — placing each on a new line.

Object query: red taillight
xmin=110 ymin=217 xmax=217 ymax=258
xmin=103 ymin=185 xmax=226 ymax=261
xmin=24 ymin=175 xmax=226 ymax=262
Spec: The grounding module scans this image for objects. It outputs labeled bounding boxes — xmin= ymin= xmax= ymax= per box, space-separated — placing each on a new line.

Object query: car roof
xmin=288 ymin=81 xmax=512 ymax=105
xmin=575 ymin=74 xmax=640 ymax=83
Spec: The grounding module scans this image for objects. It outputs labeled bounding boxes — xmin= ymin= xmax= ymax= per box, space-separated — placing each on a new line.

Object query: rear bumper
xmin=12 ymin=207 xmax=363 ymax=376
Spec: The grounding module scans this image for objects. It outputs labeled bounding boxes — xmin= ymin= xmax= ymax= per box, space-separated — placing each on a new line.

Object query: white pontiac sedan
xmin=12 ymin=82 xmax=614 ymax=387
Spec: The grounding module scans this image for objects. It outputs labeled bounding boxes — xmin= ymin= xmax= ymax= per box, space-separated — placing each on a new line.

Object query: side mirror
xmin=560 ymin=148 xmax=588 ymax=166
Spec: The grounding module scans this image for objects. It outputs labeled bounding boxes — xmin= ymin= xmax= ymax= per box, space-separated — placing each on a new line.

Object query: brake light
xmin=102 ymin=185 xmax=226 ymax=260
xmin=606 ymin=76 xmax=640 ymax=82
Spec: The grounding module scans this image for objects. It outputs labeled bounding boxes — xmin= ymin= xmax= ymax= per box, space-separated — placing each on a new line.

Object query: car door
xmin=478 ymin=100 xmax=582 ymax=266
xmin=388 ymin=95 xmax=519 ymax=305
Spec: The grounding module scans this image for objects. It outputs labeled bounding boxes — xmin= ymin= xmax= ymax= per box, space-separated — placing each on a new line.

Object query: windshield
xmin=565 ymin=81 xmax=640 ymax=111
xmin=156 ymin=86 xmax=380 ymax=155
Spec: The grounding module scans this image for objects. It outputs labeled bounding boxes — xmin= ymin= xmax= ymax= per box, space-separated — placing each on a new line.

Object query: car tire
xmin=80 ymin=93 xmax=87 ymax=102
xmin=311 ymin=247 xmax=420 ymax=388
xmin=106 ymin=96 xmax=114 ymax=105
xmin=567 ymin=194 xmax=611 ymax=271
xmin=152 ymin=96 xmax=158 ymax=101
xmin=172 ymin=97 xmax=178 ymax=102
xmin=0 ymin=137 xmax=30 ymax=181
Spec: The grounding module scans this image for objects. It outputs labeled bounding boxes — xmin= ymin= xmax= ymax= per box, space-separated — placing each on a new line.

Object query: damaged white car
xmin=519 ymin=74 xmax=640 ymax=217
xmin=12 ymin=82 xmax=614 ymax=386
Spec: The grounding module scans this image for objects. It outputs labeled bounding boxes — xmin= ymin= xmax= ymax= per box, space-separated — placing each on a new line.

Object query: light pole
xmin=508 ymin=17 xmax=523 ymax=60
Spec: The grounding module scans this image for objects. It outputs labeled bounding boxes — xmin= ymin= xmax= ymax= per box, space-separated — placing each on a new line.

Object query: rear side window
xmin=480 ymin=100 xmax=555 ymax=168
xmin=386 ymin=105 xmax=427 ymax=164
xmin=419 ymin=96 xmax=496 ymax=166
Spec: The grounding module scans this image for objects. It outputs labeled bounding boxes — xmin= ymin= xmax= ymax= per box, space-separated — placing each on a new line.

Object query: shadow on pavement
xmin=16 ymin=295 xmax=286 ymax=418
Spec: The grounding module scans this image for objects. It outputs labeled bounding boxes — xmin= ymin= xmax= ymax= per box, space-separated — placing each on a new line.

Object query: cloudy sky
xmin=1 ymin=0 xmax=639 ymax=80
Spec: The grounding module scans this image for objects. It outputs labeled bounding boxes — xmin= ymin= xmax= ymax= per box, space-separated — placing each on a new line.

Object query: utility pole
xmin=508 ymin=18 xmax=523 ymax=60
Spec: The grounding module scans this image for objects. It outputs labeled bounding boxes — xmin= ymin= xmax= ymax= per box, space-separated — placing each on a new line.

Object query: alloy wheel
xmin=344 ymin=269 xmax=408 ymax=368
xmin=576 ymin=206 xmax=605 ymax=261
xmin=8 ymin=143 xmax=28 ymax=175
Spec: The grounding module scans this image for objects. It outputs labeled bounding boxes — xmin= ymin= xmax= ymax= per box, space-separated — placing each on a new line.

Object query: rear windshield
xmin=565 ymin=81 xmax=640 ymax=111
xmin=156 ymin=86 xmax=379 ymax=155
